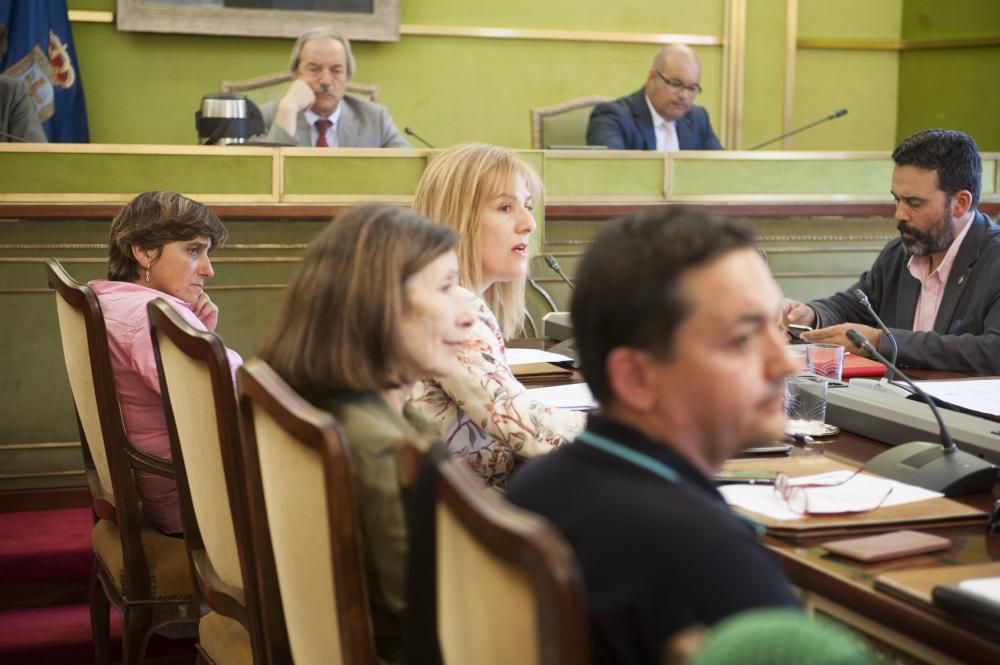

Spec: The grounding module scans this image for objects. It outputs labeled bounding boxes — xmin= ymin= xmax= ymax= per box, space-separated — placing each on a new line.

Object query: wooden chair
xmin=148 ymin=298 xmax=265 ymax=665
xmin=220 ymin=72 xmax=381 ymax=105
xmin=530 ymin=95 xmax=611 ymax=149
xmin=404 ymin=442 xmax=591 ymax=665
xmin=45 ymin=260 xmax=198 ymax=665
xmin=237 ymin=358 xmax=378 ymax=665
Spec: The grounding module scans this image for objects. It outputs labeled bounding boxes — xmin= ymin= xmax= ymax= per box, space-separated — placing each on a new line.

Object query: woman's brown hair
xmin=107 ymin=191 xmax=228 ymax=282
xmin=258 ymin=205 xmax=457 ymax=401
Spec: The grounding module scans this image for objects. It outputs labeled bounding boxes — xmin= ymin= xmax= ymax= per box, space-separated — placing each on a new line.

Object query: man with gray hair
xmin=587 ymin=44 xmax=723 ymax=151
xmin=258 ymin=27 xmax=409 ymax=148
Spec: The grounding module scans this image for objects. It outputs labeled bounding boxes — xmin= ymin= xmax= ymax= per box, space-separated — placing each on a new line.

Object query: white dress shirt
xmin=644 ymin=94 xmax=679 ymax=152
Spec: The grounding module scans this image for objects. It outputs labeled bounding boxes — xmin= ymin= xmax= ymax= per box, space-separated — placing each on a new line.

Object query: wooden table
xmin=765 ymin=431 xmax=1000 ymax=664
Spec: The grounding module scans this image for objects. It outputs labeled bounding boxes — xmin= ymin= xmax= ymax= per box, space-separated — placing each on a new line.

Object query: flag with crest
xmin=0 ymin=0 xmax=89 ymax=142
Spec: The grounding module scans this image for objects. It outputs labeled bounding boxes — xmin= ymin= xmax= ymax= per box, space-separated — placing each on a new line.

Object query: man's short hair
xmin=892 ymin=129 xmax=981 ymax=207
xmin=289 ymin=26 xmax=356 ymax=78
xmin=571 ymin=207 xmax=754 ymax=404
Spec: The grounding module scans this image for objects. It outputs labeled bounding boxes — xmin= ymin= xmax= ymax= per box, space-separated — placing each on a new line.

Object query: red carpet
xmin=0 ymin=507 xmax=93 ymax=584
xmin=0 ymin=507 xmax=196 ymax=664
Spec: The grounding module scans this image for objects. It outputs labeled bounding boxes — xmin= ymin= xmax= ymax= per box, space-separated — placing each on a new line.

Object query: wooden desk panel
xmin=766 ymin=432 xmax=1000 ymax=664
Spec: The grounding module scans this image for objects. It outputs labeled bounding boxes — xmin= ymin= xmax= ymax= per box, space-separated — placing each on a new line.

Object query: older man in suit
xmin=784 ymin=129 xmax=1000 ymax=375
xmin=587 ymin=44 xmax=722 ymax=151
xmin=258 ymin=27 xmax=409 ymax=148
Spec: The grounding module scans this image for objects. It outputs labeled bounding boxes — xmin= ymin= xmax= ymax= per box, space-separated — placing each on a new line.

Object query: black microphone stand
xmin=747 ymin=109 xmax=848 ymax=151
xmin=846 ymin=329 xmax=996 ymax=496
xmin=404 ymin=127 xmax=434 ymax=149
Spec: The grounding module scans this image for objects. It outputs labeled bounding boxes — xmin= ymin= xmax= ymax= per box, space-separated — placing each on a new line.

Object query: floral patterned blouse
xmin=409 ymin=288 xmax=586 ymax=486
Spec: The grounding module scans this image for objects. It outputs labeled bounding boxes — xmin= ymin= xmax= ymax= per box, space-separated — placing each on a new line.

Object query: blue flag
xmin=0 ymin=0 xmax=89 ymax=142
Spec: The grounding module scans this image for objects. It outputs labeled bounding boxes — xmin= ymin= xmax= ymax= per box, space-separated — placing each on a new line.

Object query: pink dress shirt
xmin=907 ymin=216 xmax=973 ymax=332
xmin=89 ymin=280 xmax=242 ymax=534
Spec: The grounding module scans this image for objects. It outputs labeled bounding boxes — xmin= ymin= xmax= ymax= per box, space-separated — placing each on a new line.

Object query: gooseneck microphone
xmin=747 ymin=109 xmax=848 ymax=151
xmin=846 ymin=328 xmax=996 ymax=495
xmin=404 ymin=127 xmax=434 ymax=148
xmin=528 ymin=257 xmax=558 ymax=312
xmin=543 ymin=255 xmax=575 ymax=291
xmin=853 ymin=289 xmax=898 ymax=382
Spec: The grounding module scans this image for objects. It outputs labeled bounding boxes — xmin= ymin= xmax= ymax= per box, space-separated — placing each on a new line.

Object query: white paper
xmin=914 ymin=378 xmax=1000 ymax=417
xmin=506 ymin=348 xmax=573 ymax=366
xmin=957 ymin=576 xmax=1000 ymax=602
xmin=524 ymin=382 xmax=596 ymax=411
xmin=720 ymin=469 xmax=943 ymax=521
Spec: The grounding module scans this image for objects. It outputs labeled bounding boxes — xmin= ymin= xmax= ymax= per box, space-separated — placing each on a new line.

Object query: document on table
xmin=959 ymin=577 xmax=1000 ymax=602
xmin=719 ymin=469 xmax=943 ymax=521
xmin=506 ymin=348 xmax=573 ymax=365
xmin=524 ymin=382 xmax=596 ymax=410
xmin=914 ymin=379 xmax=1000 ymax=417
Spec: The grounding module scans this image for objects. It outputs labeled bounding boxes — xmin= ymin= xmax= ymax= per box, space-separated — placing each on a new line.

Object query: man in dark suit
xmin=508 ymin=208 xmax=798 ymax=665
xmin=586 ymin=44 xmax=722 ymax=151
xmin=784 ymin=129 xmax=1000 ymax=375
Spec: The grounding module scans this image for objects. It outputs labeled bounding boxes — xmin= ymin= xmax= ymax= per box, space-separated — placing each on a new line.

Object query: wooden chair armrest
xmin=125 ymin=445 xmax=176 ymax=478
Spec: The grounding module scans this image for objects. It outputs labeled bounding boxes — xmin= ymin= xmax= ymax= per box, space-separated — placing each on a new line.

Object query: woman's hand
xmin=191 ymin=290 xmax=219 ymax=331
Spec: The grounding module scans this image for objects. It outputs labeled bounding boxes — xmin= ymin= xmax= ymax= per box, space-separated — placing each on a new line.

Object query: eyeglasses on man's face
xmin=654 ymin=70 xmax=702 ymax=96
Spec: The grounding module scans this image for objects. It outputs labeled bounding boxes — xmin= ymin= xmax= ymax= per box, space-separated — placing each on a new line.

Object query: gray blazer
xmin=0 ymin=75 xmax=46 ymax=143
xmin=257 ymin=94 xmax=410 ymax=148
xmin=810 ymin=211 xmax=1000 ymax=375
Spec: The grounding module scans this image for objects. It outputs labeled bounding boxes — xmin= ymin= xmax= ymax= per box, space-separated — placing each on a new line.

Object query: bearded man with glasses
xmin=587 ymin=44 xmax=723 ymax=151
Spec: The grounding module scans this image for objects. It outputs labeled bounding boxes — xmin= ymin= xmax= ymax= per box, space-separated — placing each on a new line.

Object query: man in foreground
xmin=586 ymin=44 xmax=722 ymax=151
xmin=507 ymin=207 xmax=798 ymax=665
xmin=257 ymin=27 xmax=409 ymax=148
xmin=784 ymin=129 xmax=1000 ymax=374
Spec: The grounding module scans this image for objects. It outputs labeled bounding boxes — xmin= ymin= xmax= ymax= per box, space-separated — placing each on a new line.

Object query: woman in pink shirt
xmin=89 ymin=191 xmax=241 ymax=535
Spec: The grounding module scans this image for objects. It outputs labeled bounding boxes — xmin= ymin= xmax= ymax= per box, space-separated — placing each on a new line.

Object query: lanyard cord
xmin=576 ymin=429 xmax=765 ymax=536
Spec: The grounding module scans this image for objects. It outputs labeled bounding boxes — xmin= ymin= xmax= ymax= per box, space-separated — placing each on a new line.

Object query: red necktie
xmin=314 ymin=119 xmax=333 ymax=147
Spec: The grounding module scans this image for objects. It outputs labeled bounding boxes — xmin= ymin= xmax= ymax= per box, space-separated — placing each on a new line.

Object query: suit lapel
xmin=676 ymin=115 xmax=695 ymax=150
xmin=934 ymin=213 xmax=985 ymax=333
xmin=628 ymin=91 xmax=656 ymax=150
xmin=296 ymin=112 xmax=312 ymax=146
xmin=337 ymin=100 xmax=358 ymax=148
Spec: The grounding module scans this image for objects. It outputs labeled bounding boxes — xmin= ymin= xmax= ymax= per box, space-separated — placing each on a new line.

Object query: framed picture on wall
xmin=116 ymin=0 xmax=400 ymax=41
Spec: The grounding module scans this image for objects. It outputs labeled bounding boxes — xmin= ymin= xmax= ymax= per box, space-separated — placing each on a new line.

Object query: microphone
xmin=845 ymin=328 xmax=996 ymax=495
xmin=404 ymin=127 xmax=434 ymax=148
xmin=853 ymin=289 xmax=897 ymax=382
xmin=527 ymin=276 xmax=558 ymax=312
xmin=543 ymin=255 xmax=574 ymax=291
xmin=0 ymin=130 xmax=30 ymax=143
xmin=747 ymin=109 xmax=848 ymax=151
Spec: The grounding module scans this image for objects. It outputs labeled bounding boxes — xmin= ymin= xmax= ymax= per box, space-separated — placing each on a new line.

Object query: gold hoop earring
xmin=144 ymin=265 xmax=150 ymax=283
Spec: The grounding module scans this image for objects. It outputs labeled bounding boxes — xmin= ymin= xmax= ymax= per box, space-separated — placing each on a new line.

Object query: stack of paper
xmin=720 ymin=469 xmax=942 ymax=521
xmin=524 ymin=383 xmax=597 ymax=411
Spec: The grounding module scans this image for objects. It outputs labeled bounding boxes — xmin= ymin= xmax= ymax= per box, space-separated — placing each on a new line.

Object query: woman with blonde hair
xmin=258 ymin=204 xmax=473 ymax=662
xmin=410 ymin=143 xmax=585 ymax=485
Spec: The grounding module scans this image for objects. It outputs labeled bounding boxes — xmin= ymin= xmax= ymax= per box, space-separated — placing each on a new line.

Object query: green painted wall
xmin=58 ymin=2 xmax=1000 ymax=150
xmin=793 ymin=0 xmax=902 ymax=150
xmin=897 ymin=0 xmax=1000 ymax=150
xmin=65 ymin=0 xmax=728 ymax=147
xmin=742 ymin=0 xmax=787 ymax=150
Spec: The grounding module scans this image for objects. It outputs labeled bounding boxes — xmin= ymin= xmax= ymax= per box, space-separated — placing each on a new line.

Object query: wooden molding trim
xmin=67 ymin=10 xmax=114 ymax=23
xmin=3 ymin=202 xmax=997 ymax=222
xmin=783 ymin=0 xmax=799 ymax=149
xmin=798 ymin=36 xmax=1000 ymax=51
xmin=399 ymin=24 xmax=722 ymax=46
xmin=0 ymin=485 xmax=91 ymax=513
